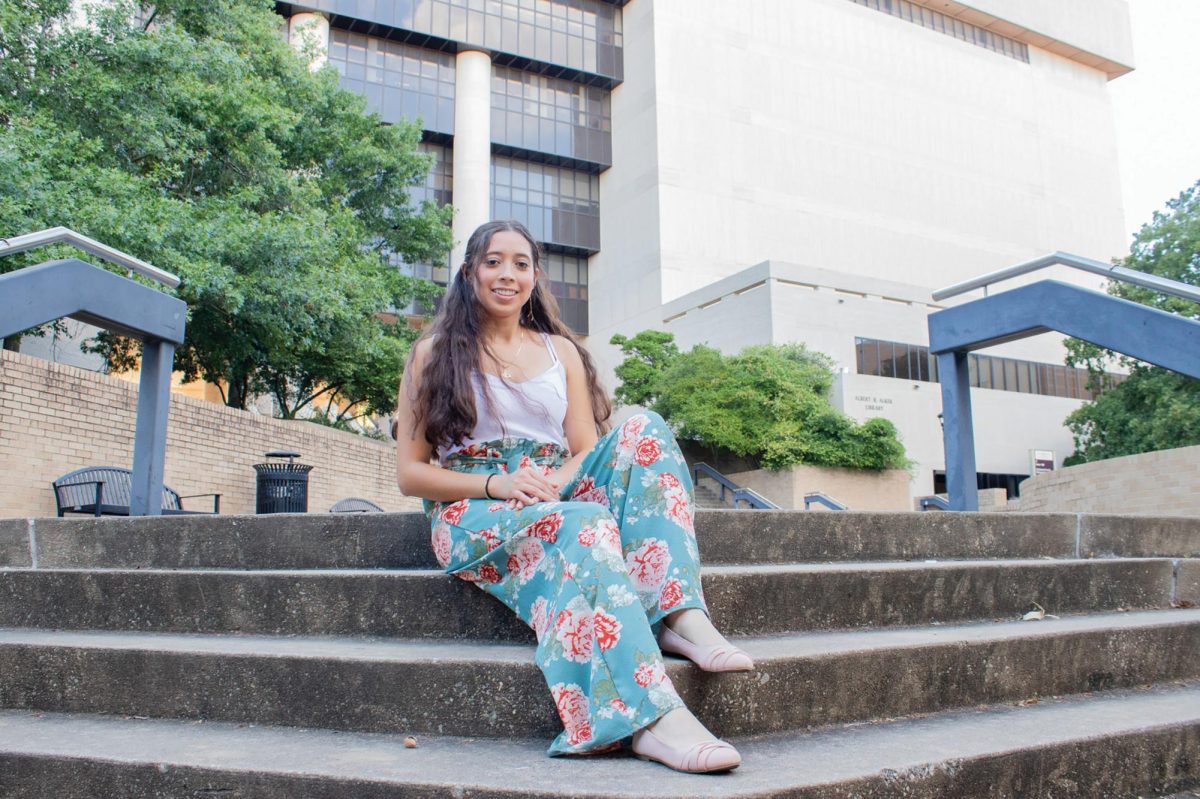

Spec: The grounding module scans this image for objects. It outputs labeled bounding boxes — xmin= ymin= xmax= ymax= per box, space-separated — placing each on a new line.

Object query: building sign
xmin=1031 ymin=449 xmax=1055 ymax=474
xmin=853 ymin=394 xmax=895 ymax=413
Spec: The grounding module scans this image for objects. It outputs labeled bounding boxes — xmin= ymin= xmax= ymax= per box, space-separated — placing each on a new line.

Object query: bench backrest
xmin=53 ymin=467 xmax=182 ymax=510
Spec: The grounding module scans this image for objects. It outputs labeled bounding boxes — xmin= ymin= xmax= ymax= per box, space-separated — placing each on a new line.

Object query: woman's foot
xmin=659 ymin=609 xmax=754 ymax=672
xmin=631 ymin=708 xmax=741 ymax=773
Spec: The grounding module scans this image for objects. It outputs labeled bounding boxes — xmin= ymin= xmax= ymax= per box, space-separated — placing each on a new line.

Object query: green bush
xmin=611 ymin=334 xmax=908 ymax=471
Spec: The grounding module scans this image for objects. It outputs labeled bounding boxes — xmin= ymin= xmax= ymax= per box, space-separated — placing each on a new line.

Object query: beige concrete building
xmin=590 ymin=0 xmax=1134 ymax=501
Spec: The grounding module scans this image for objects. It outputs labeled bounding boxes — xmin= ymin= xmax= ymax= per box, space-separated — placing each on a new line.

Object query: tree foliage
xmin=610 ymin=333 xmax=908 ymax=471
xmin=0 ymin=0 xmax=451 ymax=418
xmin=1063 ymin=180 xmax=1200 ymax=464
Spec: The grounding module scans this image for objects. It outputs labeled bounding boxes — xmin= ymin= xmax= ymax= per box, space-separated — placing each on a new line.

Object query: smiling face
xmin=471 ymin=229 xmax=538 ymax=321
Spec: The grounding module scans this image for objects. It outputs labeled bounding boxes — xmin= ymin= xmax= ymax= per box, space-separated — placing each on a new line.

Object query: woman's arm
xmin=549 ymin=336 xmax=600 ymax=493
xmin=395 ymin=339 xmax=559 ymax=505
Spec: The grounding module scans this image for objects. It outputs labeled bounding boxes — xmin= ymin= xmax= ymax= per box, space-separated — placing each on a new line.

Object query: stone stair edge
xmin=1 ymin=681 xmax=1198 ymax=799
xmin=3 ymin=511 xmax=1198 ymax=569
xmin=1 ymin=610 xmax=1197 ymax=740
xmin=0 ymin=557 xmax=1183 ymax=639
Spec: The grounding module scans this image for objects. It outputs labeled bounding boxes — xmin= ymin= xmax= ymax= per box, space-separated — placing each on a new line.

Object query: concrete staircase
xmin=0 ymin=510 xmax=1198 ymax=797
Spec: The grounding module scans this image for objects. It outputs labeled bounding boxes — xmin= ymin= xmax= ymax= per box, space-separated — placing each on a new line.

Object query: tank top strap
xmin=541 ymin=332 xmax=560 ymax=365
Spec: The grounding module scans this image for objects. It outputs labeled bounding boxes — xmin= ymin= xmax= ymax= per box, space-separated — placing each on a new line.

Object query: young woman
xmin=395 ymin=220 xmax=753 ymax=773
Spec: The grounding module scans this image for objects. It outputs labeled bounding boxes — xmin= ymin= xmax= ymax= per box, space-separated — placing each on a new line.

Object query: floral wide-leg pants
xmin=426 ymin=412 xmax=707 ymax=755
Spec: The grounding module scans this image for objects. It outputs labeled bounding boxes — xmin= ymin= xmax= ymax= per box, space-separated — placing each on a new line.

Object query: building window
xmin=542 ymin=251 xmax=589 ymax=334
xmin=305 ymin=0 xmax=623 ymax=81
xmin=390 ymin=142 xmax=453 ymax=309
xmin=854 ymin=337 xmax=1117 ymax=401
xmin=327 ymin=29 xmax=456 ymax=134
xmin=492 ymin=65 xmax=612 ymax=165
xmin=492 ymin=156 xmax=600 ymax=252
xmin=848 ymin=0 xmax=1030 ymax=64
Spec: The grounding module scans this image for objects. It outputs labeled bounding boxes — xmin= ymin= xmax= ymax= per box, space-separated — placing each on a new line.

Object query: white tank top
xmin=438 ymin=333 xmax=569 ymax=463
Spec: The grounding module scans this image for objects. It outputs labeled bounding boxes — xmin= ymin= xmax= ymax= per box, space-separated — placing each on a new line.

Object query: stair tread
xmin=2 ymin=608 xmax=1196 ymax=663
xmin=1 ymin=682 xmax=1198 ymax=797
xmin=1 ymin=556 xmax=1172 ymax=576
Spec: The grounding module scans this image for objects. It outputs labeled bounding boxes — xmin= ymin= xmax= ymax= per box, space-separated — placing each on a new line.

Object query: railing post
xmin=129 ymin=339 xmax=175 ymax=516
xmin=937 ymin=350 xmax=978 ymax=511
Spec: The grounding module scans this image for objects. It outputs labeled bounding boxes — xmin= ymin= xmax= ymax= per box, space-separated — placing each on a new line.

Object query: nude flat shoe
xmin=631 ymin=727 xmax=741 ymax=773
xmin=658 ymin=625 xmax=755 ymax=672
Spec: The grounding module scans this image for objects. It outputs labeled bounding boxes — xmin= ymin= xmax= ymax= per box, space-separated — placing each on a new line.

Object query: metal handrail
xmin=803 ymin=492 xmax=847 ymax=511
xmin=692 ymin=462 xmax=778 ymax=510
xmin=932 ymin=251 xmax=1200 ymax=305
xmin=732 ymin=488 xmax=779 ymax=510
xmin=918 ymin=495 xmax=951 ymax=511
xmin=0 ymin=226 xmax=180 ymax=288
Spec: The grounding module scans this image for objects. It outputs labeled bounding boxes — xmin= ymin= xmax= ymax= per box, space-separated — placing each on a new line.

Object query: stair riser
xmin=4 ymin=513 xmax=1199 ymax=570
xmin=1 ymin=624 xmax=1195 ymax=740
xmin=0 ymin=560 xmax=1174 ymax=639
xmin=1 ymin=722 xmax=1197 ymax=799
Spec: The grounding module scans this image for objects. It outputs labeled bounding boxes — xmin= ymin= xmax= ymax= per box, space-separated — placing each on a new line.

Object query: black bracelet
xmin=483 ymin=473 xmax=496 ymax=500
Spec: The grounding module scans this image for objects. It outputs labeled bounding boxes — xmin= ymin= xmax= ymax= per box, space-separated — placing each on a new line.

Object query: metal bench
xmin=52 ymin=467 xmax=220 ymax=517
xmin=329 ymin=497 xmax=384 ymax=513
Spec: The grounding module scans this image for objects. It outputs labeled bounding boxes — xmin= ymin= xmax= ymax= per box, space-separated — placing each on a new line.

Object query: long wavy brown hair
xmin=411 ymin=220 xmax=612 ymax=450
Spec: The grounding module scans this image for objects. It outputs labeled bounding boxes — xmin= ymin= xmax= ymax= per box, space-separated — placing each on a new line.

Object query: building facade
xmin=277 ymin=0 xmax=1135 ymax=503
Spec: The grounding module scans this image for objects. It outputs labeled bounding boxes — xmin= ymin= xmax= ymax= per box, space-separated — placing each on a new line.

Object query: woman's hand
xmin=491 ymin=466 xmax=560 ymax=507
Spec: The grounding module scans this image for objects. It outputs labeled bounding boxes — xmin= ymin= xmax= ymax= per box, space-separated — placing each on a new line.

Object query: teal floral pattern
xmin=426 ymin=412 xmax=707 ymax=754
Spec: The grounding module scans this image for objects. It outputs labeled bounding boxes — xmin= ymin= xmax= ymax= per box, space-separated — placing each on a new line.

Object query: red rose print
xmin=530 ymin=597 xmax=551 ymax=640
xmin=610 ymin=698 xmax=628 ymax=713
xmin=634 ymin=661 xmax=664 ymax=687
xmin=529 ymin=511 xmax=563 ymax=544
xmin=506 ymin=537 xmax=544 ymax=584
xmin=666 ymin=494 xmax=694 ymax=534
xmin=477 ymin=563 xmax=502 ymax=583
xmin=634 ymin=436 xmax=662 ymax=466
xmin=577 ymin=527 xmax=597 ymax=546
xmin=659 ymin=578 xmax=683 ymax=610
xmin=572 ymin=477 xmax=610 ymax=507
xmin=478 ymin=526 xmax=502 ymax=552
xmin=658 ymin=472 xmax=682 ymax=492
xmin=595 ymin=518 xmax=622 ymax=553
xmin=455 ymin=569 xmax=479 ymax=582
xmin=518 ymin=454 xmax=534 ymax=471
xmin=618 ymin=415 xmax=648 ymax=453
xmin=551 ymin=683 xmax=593 ymax=746
xmin=625 ymin=538 xmax=671 ymax=592
xmin=593 ymin=608 xmax=622 ymax=652
xmin=431 ymin=523 xmax=452 ymax=568
xmin=555 ymin=609 xmax=594 ymax=663
xmin=440 ymin=499 xmax=469 ymax=526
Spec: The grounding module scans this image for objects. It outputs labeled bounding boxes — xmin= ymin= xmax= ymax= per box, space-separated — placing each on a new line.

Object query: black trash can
xmin=253 ymin=450 xmax=313 ymax=514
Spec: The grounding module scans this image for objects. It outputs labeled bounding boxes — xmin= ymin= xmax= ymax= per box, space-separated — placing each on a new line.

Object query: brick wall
xmin=1013 ymin=445 xmax=1200 ymax=515
xmin=0 ymin=350 xmax=422 ymax=518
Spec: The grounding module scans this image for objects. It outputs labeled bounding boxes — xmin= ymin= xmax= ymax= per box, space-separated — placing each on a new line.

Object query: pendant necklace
xmin=500 ymin=330 xmax=526 ymax=380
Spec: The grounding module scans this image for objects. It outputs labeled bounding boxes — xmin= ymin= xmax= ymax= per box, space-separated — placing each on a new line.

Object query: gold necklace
xmin=499 ymin=330 xmax=526 ymax=380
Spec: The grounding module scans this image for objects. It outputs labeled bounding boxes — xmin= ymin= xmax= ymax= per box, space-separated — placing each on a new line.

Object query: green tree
xmin=610 ymin=333 xmax=908 ymax=471
xmin=609 ymin=330 xmax=680 ymax=407
xmin=1063 ymin=180 xmax=1200 ymax=464
xmin=0 ymin=0 xmax=451 ymax=415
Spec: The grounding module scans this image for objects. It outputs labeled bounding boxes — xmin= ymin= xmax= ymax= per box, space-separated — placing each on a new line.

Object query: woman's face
xmin=472 ymin=229 xmax=538 ymax=321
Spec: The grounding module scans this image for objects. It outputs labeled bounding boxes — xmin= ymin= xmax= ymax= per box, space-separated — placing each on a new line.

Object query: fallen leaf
xmin=404 ymin=736 xmax=418 ymax=749
xmin=1171 ymin=600 xmax=1197 ymax=609
xmin=1021 ymin=602 xmax=1059 ymax=621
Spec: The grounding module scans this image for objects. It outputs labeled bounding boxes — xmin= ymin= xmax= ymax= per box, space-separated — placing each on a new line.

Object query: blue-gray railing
xmin=691 ymin=463 xmax=779 ymax=509
xmin=918 ymin=495 xmax=951 ymax=511
xmin=930 ymin=252 xmax=1200 ymax=511
xmin=803 ymin=492 xmax=847 ymax=511
xmin=0 ymin=228 xmax=185 ymax=516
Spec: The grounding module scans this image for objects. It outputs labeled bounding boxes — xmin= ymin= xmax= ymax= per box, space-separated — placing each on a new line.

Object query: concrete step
xmin=1 ymin=682 xmax=1198 ymax=798
xmin=0 ymin=558 xmax=1181 ymax=640
xmin=693 ymin=484 xmax=730 ymax=509
xmin=4 ymin=512 xmax=1198 ymax=570
xmin=1 ymin=609 xmax=1197 ymax=740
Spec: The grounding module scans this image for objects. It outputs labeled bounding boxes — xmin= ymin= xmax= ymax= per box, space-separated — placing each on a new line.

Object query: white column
xmin=451 ymin=49 xmax=493 ymax=271
xmin=288 ymin=12 xmax=330 ymax=71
